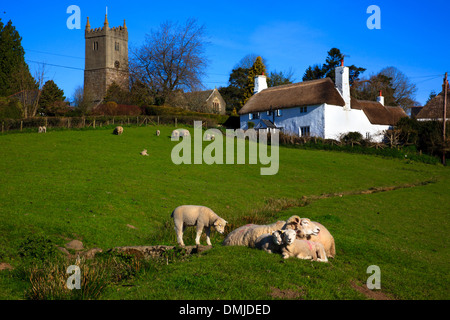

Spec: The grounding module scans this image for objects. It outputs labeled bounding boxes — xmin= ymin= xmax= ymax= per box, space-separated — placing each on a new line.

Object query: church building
xmin=84 ymin=14 xmax=129 ymax=104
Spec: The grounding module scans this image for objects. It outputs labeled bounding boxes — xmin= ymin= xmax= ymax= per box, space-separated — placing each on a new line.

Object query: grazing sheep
xmin=171 ymin=205 xmax=227 ymax=246
xmin=113 ymin=126 xmax=123 ymax=135
xmin=255 ymin=230 xmax=284 ymax=253
xmin=280 ymin=229 xmax=328 ymax=262
xmin=294 ymin=218 xmax=336 ymax=258
xmin=156 ymin=130 xmax=160 ymax=136
xmin=222 ymin=220 xmax=286 ymax=248
xmin=140 ymin=149 xmax=149 ymax=156
xmin=38 ymin=126 xmax=47 ymax=133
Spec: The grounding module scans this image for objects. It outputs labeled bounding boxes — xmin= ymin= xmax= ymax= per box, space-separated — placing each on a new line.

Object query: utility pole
xmin=443 ymin=72 xmax=448 ymax=165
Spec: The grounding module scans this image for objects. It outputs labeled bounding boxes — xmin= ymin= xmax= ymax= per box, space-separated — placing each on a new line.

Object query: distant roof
xmin=416 ymin=90 xmax=450 ymax=120
xmin=239 ymin=77 xmax=407 ymax=126
xmin=238 ymin=78 xmax=345 ymax=115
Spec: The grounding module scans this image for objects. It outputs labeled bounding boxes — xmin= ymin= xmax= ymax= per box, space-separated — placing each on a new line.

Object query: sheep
xmin=171 ymin=205 xmax=227 ymax=247
xmin=171 ymin=130 xmax=180 ymax=139
xmin=294 ymin=218 xmax=336 ymax=258
xmin=38 ymin=126 xmax=46 ymax=133
xmin=140 ymin=149 xmax=149 ymax=156
xmin=156 ymin=130 xmax=160 ymax=136
xmin=222 ymin=220 xmax=286 ymax=248
xmin=280 ymin=229 xmax=328 ymax=262
xmin=113 ymin=126 xmax=123 ymax=135
xmin=255 ymin=230 xmax=284 ymax=254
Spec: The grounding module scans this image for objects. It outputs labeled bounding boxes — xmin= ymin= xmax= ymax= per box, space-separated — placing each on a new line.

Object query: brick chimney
xmin=254 ymin=73 xmax=268 ymax=94
xmin=335 ymin=60 xmax=351 ymax=110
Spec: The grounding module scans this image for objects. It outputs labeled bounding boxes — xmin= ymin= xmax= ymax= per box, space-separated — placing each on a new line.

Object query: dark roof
xmin=254 ymin=119 xmax=277 ymax=129
xmin=238 ymin=78 xmax=345 ymax=115
xmin=416 ymin=90 xmax=450 ymax=119
xmin=409 ymin=106 xmax=423 ymax=118
xmin=239 ymin=77 xmax=407 ymax=126
xmin=353 ymin=100 xmax=407 ymax=126
xmin=184 ymin=89 xmax=214 ymax=102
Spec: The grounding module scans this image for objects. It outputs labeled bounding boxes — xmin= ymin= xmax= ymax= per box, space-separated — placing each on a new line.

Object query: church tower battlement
xmin=84 ymin=14 xmax=129 ymax=104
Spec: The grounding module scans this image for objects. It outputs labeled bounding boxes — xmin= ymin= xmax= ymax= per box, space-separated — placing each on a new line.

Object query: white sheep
xmin=171 ymin=205 xmax=227 ymax=247
xmin=38 ymin=126 xmax=46 ymax=133
xmin=280 ymin=229 xmax=328 ymax=262
xmin=156 ymin=130 xmax=160 ymax=136
xmin=113 ymin=126 xmax=123 ymax=135
xmin=140 ymin=149 xmax=149 ymax=156
xmin=255 ymin=230 xmax=284 ymax=254
xmin=294 ymin=218 xmax=336 ymax=258
xmin=222 ymin=220 xmax=286 ymax=248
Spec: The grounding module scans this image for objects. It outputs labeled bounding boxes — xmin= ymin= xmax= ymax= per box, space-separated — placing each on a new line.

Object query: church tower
xmin=84 ymin=14 xmax=129 ymax=104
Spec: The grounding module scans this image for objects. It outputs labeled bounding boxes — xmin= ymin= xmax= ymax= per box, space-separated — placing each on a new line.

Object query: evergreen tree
xmin=302 ymin=64 xmax=324 ymax=81
xmin=219 ymin=67 xmax=249 ymax=112
xmin=243 ymin=56 xmax=267 ymax=105
xmin=0 ymin=19 xmax=36 ymax=96
xmin=268 ymin=70 xmax=294 ymax=87
xmin=302 ymin=48 xmax=365 ymax=85
xmin=38 ymin=80 xmax=66 ymax=115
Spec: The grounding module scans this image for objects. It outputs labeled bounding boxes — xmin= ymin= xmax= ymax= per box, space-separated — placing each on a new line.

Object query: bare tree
xmin=379 ymin=67 xmax=418 ymax=110
xmin=73 ymin=85 xmax=95 ymax=115
xmin=12 ymin=63 xmax=46 ymax=118
xmin=234 ymin=54 xmax=269 ymax=70
xmin=129 ymin=18 xmax=209 ymax=103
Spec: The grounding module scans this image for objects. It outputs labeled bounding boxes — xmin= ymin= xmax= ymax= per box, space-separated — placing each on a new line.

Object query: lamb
xmin=156 ymin=130 xmax=160 ymax=136
xmin=38 ymin=126 xmax=46 ymax=133
xmin=222 ymin=220 xmax=286 ymax=248
xmin=255 ymin=230 xmax=284 ymax=254
xmin=294 ymin=218 xmax=336 ymax=258
xmin=280 ymin=229 xmax=328 ymax=262
xmin=171 ymin=205 xmax=227 ymax=247
xmin=113 ymin=126 xmax=123 ymax=135
xmin=140 ymin=149 xmax=149 ymax=156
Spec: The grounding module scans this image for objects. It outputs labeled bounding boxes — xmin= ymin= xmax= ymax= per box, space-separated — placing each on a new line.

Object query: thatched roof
xmin=416 ymin=90 xmax=450 ymax=120
xmin=353 ymin=100 xmax=407 ymax=125
xmin=238 ymin=78 xmax=345 ymax=115
xmin=239 ymin=77 xmax=407 ymax=126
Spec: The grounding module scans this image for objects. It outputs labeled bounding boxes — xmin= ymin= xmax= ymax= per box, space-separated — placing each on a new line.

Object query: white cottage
xmin=239 ymin=63 xmax=407 ymax=142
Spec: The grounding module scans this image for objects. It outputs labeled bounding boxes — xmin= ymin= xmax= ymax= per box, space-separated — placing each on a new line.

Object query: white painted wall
xmin=240 ymin=104 xmax=390 ymax=142
xmin=240 ymin=105 xmax=325 ymax=137
xmin=323 ymin=104 xmax=389 ymax=142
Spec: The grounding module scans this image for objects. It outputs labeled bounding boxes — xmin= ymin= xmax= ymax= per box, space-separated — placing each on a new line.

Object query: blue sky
xmin=1 ymin=0 xmax=448 ymax=105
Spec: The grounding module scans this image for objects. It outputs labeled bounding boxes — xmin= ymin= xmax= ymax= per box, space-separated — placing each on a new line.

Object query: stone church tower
xmin=84 ymin=14 xmax=129 ymax=104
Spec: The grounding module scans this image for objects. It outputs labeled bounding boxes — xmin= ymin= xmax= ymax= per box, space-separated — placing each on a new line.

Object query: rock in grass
xmin=65 ymin=240 xmax=84 ymax=251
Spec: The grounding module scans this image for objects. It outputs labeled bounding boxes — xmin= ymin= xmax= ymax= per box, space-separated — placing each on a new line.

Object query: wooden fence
xmin=0 ymin=114 xmax=221 ymax=134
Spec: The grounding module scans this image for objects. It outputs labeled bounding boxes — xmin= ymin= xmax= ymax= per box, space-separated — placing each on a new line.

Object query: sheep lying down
xmin=294 ymin=218 xmax=336 ymax=258
xmin=280 ymin=229 xmax=328 ymax=262
xmin=222 ymin=215 xmax=305 ymax=248
xmin=171 ymin=205 xmax=227 ymax=247
xmin=255 ymin=230 xmax=284 ymax=254
xmin=222 ymin=220 xmax=286 ymax=248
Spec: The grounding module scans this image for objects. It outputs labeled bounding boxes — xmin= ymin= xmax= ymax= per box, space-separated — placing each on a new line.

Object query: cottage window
xmin=249 ymin=113 xmax=253 ymax=120
xmin=252 ymin=112 xmax=260 ymax=119
xmin=276 ymin=109 xmax=282 ymax=117
xmin=366 ymin=132 xmax=371 ymax=140
xmin=300 ymin=107 xmax=308 ymax=113
xmin=300 ymin=126 xmax=310 ymax=137
xmin=267 ymin=110 xmax=272 ymax=116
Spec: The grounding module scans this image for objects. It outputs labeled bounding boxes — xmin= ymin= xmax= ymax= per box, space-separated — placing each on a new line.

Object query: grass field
xmin=0 ymin=125 xmax=449 ymax=300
